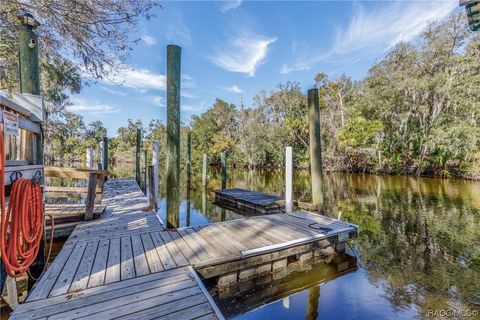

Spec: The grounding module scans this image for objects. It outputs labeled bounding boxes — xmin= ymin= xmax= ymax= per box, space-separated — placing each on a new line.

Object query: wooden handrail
xmin=44 ymin=166 xmax=109 ymax=179
xmin=45 ymin=186 xmax=103 ymax=194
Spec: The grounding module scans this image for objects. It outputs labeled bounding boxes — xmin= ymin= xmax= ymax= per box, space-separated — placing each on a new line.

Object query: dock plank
xmin=87 ymin=239 xmax=109 ymax=288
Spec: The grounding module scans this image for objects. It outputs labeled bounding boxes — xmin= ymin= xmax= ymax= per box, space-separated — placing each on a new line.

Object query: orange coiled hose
xmin=0 ymin=133 xmax=44 ymax=278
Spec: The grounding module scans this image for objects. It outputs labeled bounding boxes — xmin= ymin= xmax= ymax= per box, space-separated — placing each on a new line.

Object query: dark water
xmin=50 ymin=162 xmax=480 ymax=319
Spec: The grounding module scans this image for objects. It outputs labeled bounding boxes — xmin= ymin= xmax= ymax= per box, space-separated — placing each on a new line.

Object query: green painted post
xmin=202 ymin=153 xmax=208 ymax=187
xmin=187 ymin=131 xmax=192 ymax=182
xmin=136 ymin=128 xmax=141 ymax=185
xmin=166 ymin=45 xmax=181 ymax=229
xmin=308 ymin=88 xmax=324 ymax=207
xmin=17 ymin=12 xmax=44 ymax=286
xmin=18 ymin=12 xmax=40 ymax=95
xmin=221 ymin=152 xmax=227 ymax=189
xmin=103 ymin=137 xmax=109 ymax=171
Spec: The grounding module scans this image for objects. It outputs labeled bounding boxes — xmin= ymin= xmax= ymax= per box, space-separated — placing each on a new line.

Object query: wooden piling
xmin=152 ymin=140 xmax=160 ymax=208
xmin=102 ymin=137 xmax=109 ymax=171
xmin=166 ymin=44 xmax=181 ymax=229
xmin=143 ymin=149 xmax=147 ymax=193
xmin=202 ymin=153 xmax=208 ymax=187
xmin=148 ymin=165 xmax=156 ymax=209
xmin=221 ymin=152 xmax=227 ymax=189
xmin=285 ymin=146 xmax=293 ymax=213
xmin=86 ymin=147 xmax=93 ymax=169
xmin=18 ymin=12 xmax=45 ymax=282
xmin=307 ymin=88 xmax=324 ymax=207
xmin=19 ymin=16 xmax=40 ymax=95
xmin=187 ymin=131 xmax=192 ymax=181
xmin=84 ymin=173 xmax=98 ymax=220
xmin=136 ymin=128 xmax=141 ymax=185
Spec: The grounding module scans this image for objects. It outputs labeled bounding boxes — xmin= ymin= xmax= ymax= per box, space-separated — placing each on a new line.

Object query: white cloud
xmin=220 ymin=0 xmax=242 ymax=13
xmin=99 ymin=86 xmax=127 ymax=96
xmin=141 ymin=35 xmax=157 ymax=46
xmin=101 ymin=67 xmax=166 ymax=91
xmin=150 ymin=96 xmax=165 ymax=107
xmin=222 ymin=85 xmax=242 ymax=94
xmin=67 ymin=99 xmax=121 ymax=116
xmin=181 ymin=91 xmax=197 ymax=99
xmin=280 ymin=1 xmax=456 ymax=75
xmin=333 ymin=1 xmax=457 ymax=55
xmin=210 ymin=30 xmax=277 ymax=76
xmin=165 ymin=12 xmax=192 ymax=46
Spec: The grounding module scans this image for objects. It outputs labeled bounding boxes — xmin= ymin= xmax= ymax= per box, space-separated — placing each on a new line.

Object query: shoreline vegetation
xmin=3 ymin=10 xmax=479 ymax=180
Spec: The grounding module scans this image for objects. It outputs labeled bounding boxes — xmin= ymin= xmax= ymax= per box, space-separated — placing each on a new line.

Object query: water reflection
xmin=213 ymin=254 xmax=358 ymax=319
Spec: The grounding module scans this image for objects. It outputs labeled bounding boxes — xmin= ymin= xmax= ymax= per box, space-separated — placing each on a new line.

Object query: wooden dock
xmin=10 ymin=179 xmax=357 ymax=320
xmin=213 ymin=188 xmax=285 ymax=214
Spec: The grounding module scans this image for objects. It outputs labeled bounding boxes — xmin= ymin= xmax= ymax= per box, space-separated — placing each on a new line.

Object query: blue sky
xmin=68 ymin=0 xmax=458 ymax=136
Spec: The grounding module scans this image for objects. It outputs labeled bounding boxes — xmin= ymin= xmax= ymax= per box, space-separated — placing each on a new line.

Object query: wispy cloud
xmin=67 ymin=99 xmax=121 ymax=116
xmin=141 ymin=35 xmax=157 ymax=46
xmin=150 ymin=96 xmax=165 ymax=107
xmin=165 ymin=12 xmax=192 ymax=46
xmin=210 ymin=28 xmax=277 ymax=76
xmin=220 ymin=0 xmax=242 ymax=13
xmin=222 ymin=85 xmax=243 ymax=94
xmin=333 ymin=1 xmax=457 ymax=55
xmin=280 ymin=1 xmax=457 ymax=74
xmin=99 ymin=86 xmax=127 ymax=96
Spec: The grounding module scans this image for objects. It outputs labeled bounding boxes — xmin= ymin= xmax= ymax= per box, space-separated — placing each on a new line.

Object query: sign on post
xmin=3 ymin=111 xmax=19 ymax=136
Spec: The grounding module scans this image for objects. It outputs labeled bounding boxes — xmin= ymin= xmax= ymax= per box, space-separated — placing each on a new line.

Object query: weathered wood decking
xmin=213 ymin=188 xmax=285 ymax=214
xmin=11 ymin=179 xmax=357 ymax=320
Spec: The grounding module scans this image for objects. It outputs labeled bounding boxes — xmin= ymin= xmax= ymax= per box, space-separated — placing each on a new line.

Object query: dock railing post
xmin=285 ymin=146 xmax=293 ymax=213
xmin=308 ymin=88 xmax=324 ymax=207
xmin=166 ymin=44 xmax=181 ymax=229
xmin=86 ymin=147 xmax=93 ymax=169
xmin=136 ymin=128 xmax=141 ymax=186
xmin=152 ymin=140 xmax=160 ymax=208
xmin=221 ymin=152 xmax=227 ymax=189
xmin=202 ymin=153 xmax=208 ymax=187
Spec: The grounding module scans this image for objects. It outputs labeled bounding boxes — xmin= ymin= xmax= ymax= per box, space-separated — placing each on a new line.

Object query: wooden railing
xmin=44 ymin=166 xmax=109 ymax=220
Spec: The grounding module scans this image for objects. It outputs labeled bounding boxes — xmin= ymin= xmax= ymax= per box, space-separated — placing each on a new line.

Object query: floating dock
xmin=11 ymin=179 xmax=357 ymax=319
xmin=213 ymin=188 xmax=285 ymax=214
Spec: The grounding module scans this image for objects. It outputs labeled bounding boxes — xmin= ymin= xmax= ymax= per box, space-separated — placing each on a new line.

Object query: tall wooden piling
xmin=148 ymin=165 xmax=156 ymax=209
xmin=202 ymin=153 xmax=208 ymax=187
xmin=285 ymin=146 xmax=293 ymax=213
xmin=143 ymin=149 xmax=147 ymax=193
xmin=86 ymin=147 xmax=93 ymax=169
xmin=19 ymin=13 xmax=40 ymax=95
xmin=308 ymin=88 xmax=324 ymax=207
xmin=102 ymin=137 xmax=109 ymax=171
xmin=135 ymin=128 xmax=141 ymax=185
xmin=221 ymin=152 xmax=227 ymax=189
xmin=152 ymin=140 xmax=160 ymax=208
xmin=166 ymin=44 xmax=181 ymax=229
xmin=18 ymin=12 xmax=44 ymax=282
xmin=187 ymin=131 xmax=192 ymax=181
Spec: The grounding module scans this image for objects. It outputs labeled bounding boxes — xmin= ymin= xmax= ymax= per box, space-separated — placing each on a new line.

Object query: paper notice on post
xmin=3 ymin=110 xmax=19 ymax=136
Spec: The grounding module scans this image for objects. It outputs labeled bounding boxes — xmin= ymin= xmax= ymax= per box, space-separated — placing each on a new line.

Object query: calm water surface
xmin=53 ymin=162 xmax=480 ymax=319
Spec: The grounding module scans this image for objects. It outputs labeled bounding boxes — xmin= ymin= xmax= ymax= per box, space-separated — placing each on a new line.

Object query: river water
xmin=54 ymin=162 xmax=480 ymax=319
